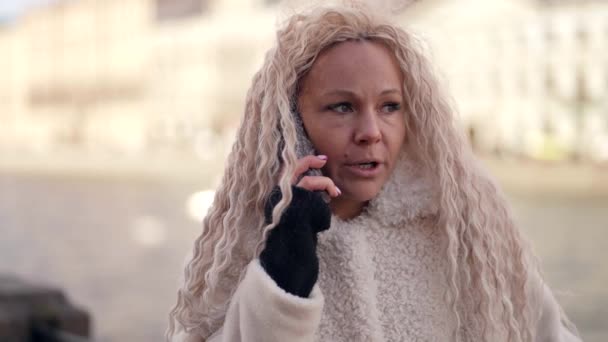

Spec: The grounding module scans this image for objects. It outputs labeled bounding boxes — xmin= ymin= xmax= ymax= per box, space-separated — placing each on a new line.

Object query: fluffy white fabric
xmin=181 ymin=155 xmax=581 ymax=342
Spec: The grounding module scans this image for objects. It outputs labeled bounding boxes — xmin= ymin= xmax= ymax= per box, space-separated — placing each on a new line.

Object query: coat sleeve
xmin=207 ymin=258 xmax=324 ymax=342
xmin=535 ymin=283 xmax=582 ymax=342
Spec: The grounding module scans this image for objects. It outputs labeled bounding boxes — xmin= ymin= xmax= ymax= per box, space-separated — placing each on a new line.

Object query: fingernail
xmin=317 ymin=155 xmax=328 ymax=160
xmin=336 ymin=187 xmax=342 ymax=195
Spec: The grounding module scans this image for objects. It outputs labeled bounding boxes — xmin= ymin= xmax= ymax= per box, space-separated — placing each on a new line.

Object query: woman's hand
xmin=259 ymin=155 xmax=336 ymax=298
xmin=293 ymin=155 xmax=341 ymax=198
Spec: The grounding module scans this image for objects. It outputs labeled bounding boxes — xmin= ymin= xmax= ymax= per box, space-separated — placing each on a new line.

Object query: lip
xmin=344 ymin=161 xmax=384 ymax=178
xmin=348 ymin=158 xmax=382 ymax=165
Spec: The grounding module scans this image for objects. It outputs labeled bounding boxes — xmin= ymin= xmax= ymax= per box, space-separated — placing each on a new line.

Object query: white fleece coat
xmin=177 ymin=156 xmax=582 ymax=342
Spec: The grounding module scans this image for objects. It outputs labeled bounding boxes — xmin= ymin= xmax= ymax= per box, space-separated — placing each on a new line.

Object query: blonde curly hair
xmin=167 ymin=3 xmax=548 ymax=341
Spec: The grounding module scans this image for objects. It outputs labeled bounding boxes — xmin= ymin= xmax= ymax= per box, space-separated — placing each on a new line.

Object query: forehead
xmin=300 ymin=40 xmax=404 ymax=94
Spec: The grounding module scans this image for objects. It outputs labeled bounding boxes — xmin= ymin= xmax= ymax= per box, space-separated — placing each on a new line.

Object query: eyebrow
xmin=320 ymin=88 xmax=402 ymax=97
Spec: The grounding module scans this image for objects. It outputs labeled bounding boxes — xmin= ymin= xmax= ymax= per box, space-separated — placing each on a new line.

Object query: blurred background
xmin=0 ymin=0 xmax=606 ymax=341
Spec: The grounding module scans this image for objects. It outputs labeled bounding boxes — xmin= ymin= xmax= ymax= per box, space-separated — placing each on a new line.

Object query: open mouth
xmin=345 ymin=160 xmax=382 ymax=177
xmin=356 ymin=161 xmax=379 ymax=169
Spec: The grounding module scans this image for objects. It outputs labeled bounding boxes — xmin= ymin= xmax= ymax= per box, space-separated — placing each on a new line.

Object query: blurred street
xmin=0 ymin=156 xmax=607 ymax=341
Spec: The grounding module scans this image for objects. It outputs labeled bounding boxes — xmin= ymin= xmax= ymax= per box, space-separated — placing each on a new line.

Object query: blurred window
xmin=575 ymin=21 xmax=588 ymax=45
xmin=545 ymin=24 xmax=556 ymax=45
xmin=155 ymin=0 xmax=208 ymax=22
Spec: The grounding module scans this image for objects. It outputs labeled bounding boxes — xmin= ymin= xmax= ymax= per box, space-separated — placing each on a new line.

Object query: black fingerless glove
xmin=259 ymin=185 xmax=332 ymax=298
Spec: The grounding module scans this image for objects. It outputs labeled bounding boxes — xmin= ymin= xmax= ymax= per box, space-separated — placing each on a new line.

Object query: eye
xmin=328 ymin=102 xmax=354 ymax=113
xmin=381 ymin=102 xmax=402 ymax=113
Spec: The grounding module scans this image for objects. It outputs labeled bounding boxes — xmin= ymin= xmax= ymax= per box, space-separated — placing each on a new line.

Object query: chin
xmin=346 ymin=184 xmax=382 ymax=203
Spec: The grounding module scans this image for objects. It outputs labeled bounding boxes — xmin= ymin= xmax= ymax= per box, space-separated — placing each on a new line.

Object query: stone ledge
xmin=0 ymin=275 xmax=90 ymax=342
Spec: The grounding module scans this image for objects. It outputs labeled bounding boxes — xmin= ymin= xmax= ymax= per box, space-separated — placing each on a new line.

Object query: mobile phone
xmin=293 ymin=111 xmax=331 ymax=203
xmin=293 ymin=113 xmax=321 ymax=176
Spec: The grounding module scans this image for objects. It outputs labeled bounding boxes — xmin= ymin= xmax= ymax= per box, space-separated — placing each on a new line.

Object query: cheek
xmin=392 ymin=131 xmax=406 ymax=155
xmin=321 ymin=160 xmax=340 ymax=179
xmin=309 ymin=126 xmax=350 ymax=158
xmin=387 ymin=119 xmax=406 ymax=154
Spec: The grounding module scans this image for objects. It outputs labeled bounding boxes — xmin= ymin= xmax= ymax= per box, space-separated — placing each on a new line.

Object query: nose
xmin=354 ymin=109 xmax=382 ymax=145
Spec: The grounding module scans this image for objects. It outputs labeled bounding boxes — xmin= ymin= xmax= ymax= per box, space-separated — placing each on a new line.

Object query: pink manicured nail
xmin=317 ymin=155 xmax=328 ymax=160
xmin=336 ymin=187 xmax=342 ymax=195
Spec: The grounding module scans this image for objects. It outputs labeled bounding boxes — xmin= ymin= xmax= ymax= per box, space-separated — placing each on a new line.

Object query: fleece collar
xmin=333 ymin=151 xmax=440 ymax=228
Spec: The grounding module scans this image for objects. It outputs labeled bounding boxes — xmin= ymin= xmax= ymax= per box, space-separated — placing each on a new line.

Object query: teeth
xmin=358 ymin=163 xmax=375 ymax=169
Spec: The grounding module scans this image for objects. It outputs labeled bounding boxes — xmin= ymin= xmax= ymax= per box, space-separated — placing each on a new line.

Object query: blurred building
xmin=149 ymin=0 xmax=276 ymax=161
xmin=0 ymin=0 xmax=276 ymax=159
xmin=0 ymin=0 xmax=150 ymax=155
xmin=403 ymin=0 xmax=608 ymax=161
xmin=0 ymin=0 xmax=606 ymax=161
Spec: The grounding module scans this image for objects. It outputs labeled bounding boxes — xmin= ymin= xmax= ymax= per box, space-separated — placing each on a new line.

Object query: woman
xmin=167 ymin=3 xmax=582 ymax=341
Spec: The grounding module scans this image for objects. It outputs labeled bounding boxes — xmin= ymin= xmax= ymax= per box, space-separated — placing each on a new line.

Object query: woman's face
xmin=297 ymin=40 xmax=406 ymax=218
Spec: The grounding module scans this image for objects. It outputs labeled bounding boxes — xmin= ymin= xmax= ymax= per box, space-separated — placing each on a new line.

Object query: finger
xmin=297 ymin=176 xmax=341 ymax=197
xmin=292 ymin=155 xmax=328 ymax=183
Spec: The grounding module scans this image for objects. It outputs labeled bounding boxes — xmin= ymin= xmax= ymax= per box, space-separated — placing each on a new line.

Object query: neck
xmin=329 ymin=196 xmax=367 ymax=220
